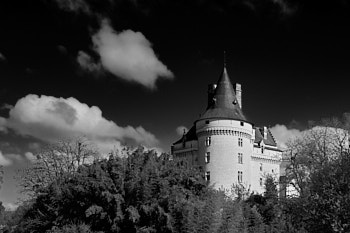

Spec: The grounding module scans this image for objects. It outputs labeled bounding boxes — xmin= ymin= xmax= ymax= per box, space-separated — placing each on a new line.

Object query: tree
xmin=16 ymin=147 xmax=208 ymax=233
xmin=283 ymin=114 xmax=350 ymax=232
xmin=17 ymin=137 xmax=99 ymax=198
xmin=285 ymin=115 xmax=350 ymax=197
xmin=304 ymin=150 xmax=350 ymax=233
xmin=262 ymin=175 xmax=278 ymax=225
xmin=14 ymin=143 xmax=280 ymax=233
xmin=0 ymin=165 xmax=3 ymax=190
xmin=46 ymin=223 xmax=95 ymax=233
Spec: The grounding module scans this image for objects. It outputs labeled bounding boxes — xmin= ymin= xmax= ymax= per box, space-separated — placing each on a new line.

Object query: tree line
xmin=1 ymin=114 xmax=350 ymax=232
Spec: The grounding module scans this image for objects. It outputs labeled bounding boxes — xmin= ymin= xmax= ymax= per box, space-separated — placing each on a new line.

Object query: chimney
xmin=207 ymin=84 xmax=217 ymax=108
xmin=263 ymin=126 xmax=268 ymax=139
xmin=235 ymin=83 xmax=242 ymax=109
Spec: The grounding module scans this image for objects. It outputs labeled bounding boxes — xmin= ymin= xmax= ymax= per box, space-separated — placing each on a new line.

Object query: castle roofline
xmin=254 ymin=127 xmax=278 ymax=147
xmin=199 ymin=66 xmax=247 ymax=121
xmin=172 ymin=125 xmax=197 ymax=145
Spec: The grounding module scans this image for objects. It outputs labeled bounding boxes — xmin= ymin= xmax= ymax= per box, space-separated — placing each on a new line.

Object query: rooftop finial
xmin=223 ymin=50 xmax=226 ymax=68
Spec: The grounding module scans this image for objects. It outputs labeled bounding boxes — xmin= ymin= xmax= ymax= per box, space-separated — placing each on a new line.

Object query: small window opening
xmin=205 ymin=171 xmax=210 ymax=181
xmin=205 ymin=152 xmax=210 ymax=163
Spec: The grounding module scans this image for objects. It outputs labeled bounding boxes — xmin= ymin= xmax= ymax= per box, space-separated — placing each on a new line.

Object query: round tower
xmin=196 ymin=66 xmax=254 ymax=191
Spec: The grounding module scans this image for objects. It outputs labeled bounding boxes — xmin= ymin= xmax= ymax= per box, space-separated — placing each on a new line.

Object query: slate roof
xmin=254 ymin=127 xmax=278 ymax=147
xmin=173 ymin=66 xmax=250 ymax=146
xmin=198 ymin=67 xmax=247 ymax=122
xmin=173 ymin=125 xmax=198 ymax=145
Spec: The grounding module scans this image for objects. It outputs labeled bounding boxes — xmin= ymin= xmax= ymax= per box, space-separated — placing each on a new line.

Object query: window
xmin=260 ymin=178 xmax=263 ymax=186
xmin=238 ymin=138 xmax=243 ymax=147
xmin=240 ymin=121 xmax=244 ymax=126
xmin=238 ymin=153 xmax=243 ymax=164
xmin=272 ymin=169 xmax=274 ymax=173
xmin=205 ymin=120 xmax=210 ymax=124
xmin=238 ymin=171 xmax=243 ymax=183
xmin=205 ymin=137 xmax=211 ymax=146
xmin=205 ymin=152 xmax=210 ymax=163
xmin=261 ymin=146 xmax=264 ymax=154
xmin=260 ymin=163 xmax=263 ymax=171
xmin=205 ymin=171 xmax=210 ymax=181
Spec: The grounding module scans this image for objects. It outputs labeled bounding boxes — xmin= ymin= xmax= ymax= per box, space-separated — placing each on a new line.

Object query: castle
xmin=171 ymin=64 xmax=282 ymax=194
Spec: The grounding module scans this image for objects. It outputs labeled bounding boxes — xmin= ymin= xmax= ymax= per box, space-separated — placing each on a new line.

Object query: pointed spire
xmin=199 ymin=55 xmax=247 ymax=122
xmin=223 ymin=50 xmax=226 ymax=68
xmin=214 ymin=65 xmax=237 ymax=109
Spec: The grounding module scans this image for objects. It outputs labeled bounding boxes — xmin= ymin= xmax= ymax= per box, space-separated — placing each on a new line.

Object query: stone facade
xmin=172 ymin=66 xmax=282 ymax=194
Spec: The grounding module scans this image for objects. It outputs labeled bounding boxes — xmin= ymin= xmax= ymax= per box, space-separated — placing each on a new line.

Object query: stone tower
xmin=172 ymin=63 xmax=282 ymax=194
xmin=195 ymin=65 xmax=254 ymax=190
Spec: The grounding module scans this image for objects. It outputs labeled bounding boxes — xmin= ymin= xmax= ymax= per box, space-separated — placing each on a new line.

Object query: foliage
xmin=17 ymin=137 xmax=99 ymax=198
xmin=282 ymin=114 xmax=350 ymax=232
xmin=11 ymin=145 xmax=274 ymax=233
xmin=303 ymin=152 xmax=350 ymax=233
xmin=0 ymin=165 xmax=3 ymax=190
xmin=46 ymin=223 xmax=95 ymax=233
xmin=15 ymin=147 xmax=208 ymax=232
xmin=285 ymin=116 xmax=350 ymax=197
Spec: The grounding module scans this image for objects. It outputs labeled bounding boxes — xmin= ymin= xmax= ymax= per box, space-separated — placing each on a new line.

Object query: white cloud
xmin=0 ymin=151 xmax=26 ymax=166
xmin=0 ymin=117 xmax=7 ymax=133
xmin=79 ymin=20 xmax=174 ymax=89
xmin=24 ymin=152 xmax=36 ymax=162
xmin=3 ymin=202 xmax=18 ymax=211
xmin=272 ymin=0 xmax=295 ymax=15
xmin=0 ymin=151 xmax=12 ymax=166
xmin=176 ymin=126 xmax=188 ymax=136
xmin=1 ymin=103 xmax=13 ymax=110
xmin=1 ymin=94 xmax=159 ymax=153
xmin=270 ymin=124 xmax=303 ymax=149
xmin=0 ymin=52 xmax=6 ymax=61
xmin=77 ymin=51 xmax=102 ymax=73
xmin=53 ymin=0 xmax=91 ymax=14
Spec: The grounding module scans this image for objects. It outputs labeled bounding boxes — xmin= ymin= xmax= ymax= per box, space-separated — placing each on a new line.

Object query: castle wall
xmin=172 ymin=140 xmax=198 ymax=166
xmin=250 ymin=146 xmax=282 ymax=193
xmin=196 ymin=119 xmax=253 ymax=191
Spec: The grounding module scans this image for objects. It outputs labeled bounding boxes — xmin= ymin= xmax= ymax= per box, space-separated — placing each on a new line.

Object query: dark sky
xmin=1 ymin=0 xmax=350 ymax=207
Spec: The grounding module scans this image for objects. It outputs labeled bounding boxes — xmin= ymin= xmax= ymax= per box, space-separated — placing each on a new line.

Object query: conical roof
xmin=199 ymin=67 xmax=247 ymax=121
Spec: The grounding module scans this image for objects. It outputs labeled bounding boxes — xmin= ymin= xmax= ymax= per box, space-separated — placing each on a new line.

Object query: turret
xmin=196 ymin=64 xmax=253 ymax=191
